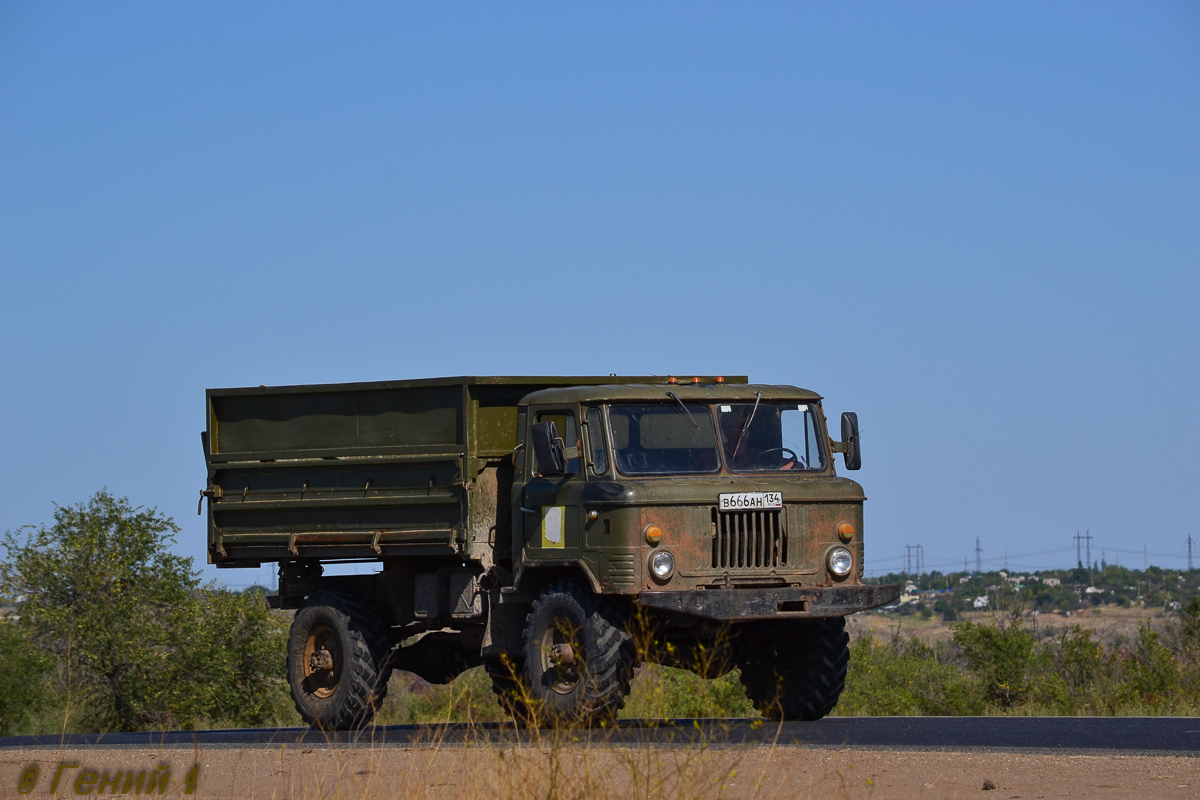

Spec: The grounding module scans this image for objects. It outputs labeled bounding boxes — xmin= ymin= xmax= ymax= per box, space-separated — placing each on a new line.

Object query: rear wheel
xmin=287 ymin=591 xmax=390 ymax=730
xmin=517 ymin=582 xmax=635 ymax=725
xmin=737 ymin=617 xmax=849 ymax=721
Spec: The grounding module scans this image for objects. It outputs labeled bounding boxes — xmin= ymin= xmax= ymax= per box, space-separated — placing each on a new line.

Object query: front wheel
xmin=737 ymin=617 xmax=849 ymax=721
xmin=287 ymin=591 xmax=390 ymax=730
xmin=484 ymin=655 xmax=533 ymax=724
xmin=518 ymin=582 xmax=635 ymax=725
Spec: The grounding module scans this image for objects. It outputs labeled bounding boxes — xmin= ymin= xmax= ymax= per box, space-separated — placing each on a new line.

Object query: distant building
xmin=1042 ymin=577 xmax=1061 ymax=587
xmin=959 ymin=576 xmax=970 ymax=584
xmin=973 ymin=596 xmax=990 ymax=609
xmin=1085 ymin=586 xmax=1103 ymax=594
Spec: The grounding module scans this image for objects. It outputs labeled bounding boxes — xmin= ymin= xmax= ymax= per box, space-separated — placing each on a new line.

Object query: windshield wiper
xmin=666 ymin=391 xmax=700 ymax=430
xmin=732 ymin=390 xmax=762 ymax=458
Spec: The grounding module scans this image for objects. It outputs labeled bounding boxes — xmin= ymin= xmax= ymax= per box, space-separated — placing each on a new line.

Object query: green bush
xmin=0 ymin=491 xmax=291 ymax=733
xmin=952 ymin=619 xmax=1040 ymax=708
xmin=171 ymin=588 xmax=293 ymax=728
xmin=375 ymin=662 xmax=757 ymax=725
xmin=1120 ymin=625 xmax=1181 ymax=710
xmin=0 ymin=619 xmax=51 ymax=735
xmin=620 ymin=664 xmax=756 ymax=720
xmin=836 ymin=634 xmax=982 ymax=716
xmin=376 ymin=667 xmax=505 ymax=725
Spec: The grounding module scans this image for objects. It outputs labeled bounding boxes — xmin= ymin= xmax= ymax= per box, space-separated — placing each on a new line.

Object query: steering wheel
xmin=754 ymin=447 xmax=804 ymax=469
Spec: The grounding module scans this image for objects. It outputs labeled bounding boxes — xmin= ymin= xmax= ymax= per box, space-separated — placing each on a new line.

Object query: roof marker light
xmin=667 ymin=377 xmax=678 ymax=384
xmin=715 ymin=376 xmax=725 ymax=383
xmin=692 ymin=377 xmax=702 ymax=384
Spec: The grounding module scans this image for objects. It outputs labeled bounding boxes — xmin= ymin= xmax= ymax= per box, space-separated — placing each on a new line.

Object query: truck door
xmin=520 ymin=407 xmax=584 ymax=563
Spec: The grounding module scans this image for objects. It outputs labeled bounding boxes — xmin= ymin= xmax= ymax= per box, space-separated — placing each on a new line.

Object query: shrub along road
xmin=1 ymin=717 xmax=1197 ymax=754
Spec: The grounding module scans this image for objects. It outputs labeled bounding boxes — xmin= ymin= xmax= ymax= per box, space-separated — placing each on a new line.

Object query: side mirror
xmin=530 ymin=421 xmax=566 ymax=476
xmin=840 ymin=412 xmax=861 ymax=470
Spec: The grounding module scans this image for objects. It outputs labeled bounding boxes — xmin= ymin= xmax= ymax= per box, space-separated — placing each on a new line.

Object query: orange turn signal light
xmin=691 ymin=376 xmax=701 ymax=383
xmin=644 ymin=525 xmax=663 ymax=545
xmin=837 ymin=522 xmax=855 ymax=542
xmin=667 ymin=376 xmax=678 ymax=384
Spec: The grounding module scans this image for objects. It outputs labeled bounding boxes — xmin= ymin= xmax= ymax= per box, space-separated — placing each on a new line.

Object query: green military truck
xmin=200 ymin=375 xmax=899 ymax=729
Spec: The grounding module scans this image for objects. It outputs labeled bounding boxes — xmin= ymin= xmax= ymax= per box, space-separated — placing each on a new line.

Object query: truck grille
xmin=710 ymin=508 xmax=787 ymax=569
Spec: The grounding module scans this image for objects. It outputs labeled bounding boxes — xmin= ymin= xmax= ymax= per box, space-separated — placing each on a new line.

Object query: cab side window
xmin=585 ymin=407 xmax=608 ymax=476
xmin=535 ymin=411 xmax=580 ymax=475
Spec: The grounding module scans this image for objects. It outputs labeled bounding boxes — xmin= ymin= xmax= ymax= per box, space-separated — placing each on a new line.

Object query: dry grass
xmin=0 ymin=728 xmax=757 ymax=800
xmin=847 ymin=605 xmax=1171 ymax=647
xmin=3 ymin=736 xmax=1197 ymax=799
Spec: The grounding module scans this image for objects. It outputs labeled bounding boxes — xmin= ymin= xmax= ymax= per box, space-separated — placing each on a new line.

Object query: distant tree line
xmin=867 ymin=565 xmax=1199 ymax=621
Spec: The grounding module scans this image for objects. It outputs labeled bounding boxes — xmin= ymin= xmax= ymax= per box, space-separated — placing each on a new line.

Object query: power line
xmin=903 ymin=543 xmax=926 ymax=576
xmin=863 ymin=541 xmax=1195 ymax=577
xmin=1189 ymin=535 xmax=1195 ymax=572
xmin=975 ymin=537 xmax=983 ymax=574
xmin=871 ymin=545 xmax=1075 ymax=568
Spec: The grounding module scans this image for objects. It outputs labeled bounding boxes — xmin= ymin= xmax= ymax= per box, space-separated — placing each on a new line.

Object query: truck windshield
xmin=608 ymin=404 xmax=720 ymax=475
xmin=717 ymin=402 xmax=826 ymax=472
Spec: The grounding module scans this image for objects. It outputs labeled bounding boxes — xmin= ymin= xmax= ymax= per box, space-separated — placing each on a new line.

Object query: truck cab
xmin=514 ymin=382 xmax=874 ymax=602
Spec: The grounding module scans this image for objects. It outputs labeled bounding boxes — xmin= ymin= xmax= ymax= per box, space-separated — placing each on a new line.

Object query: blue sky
xmin=1 ymin=2 xmax=1197 ymax=586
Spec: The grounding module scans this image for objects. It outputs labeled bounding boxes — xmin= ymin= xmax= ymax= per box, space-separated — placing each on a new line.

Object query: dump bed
xmin=203 ymin=375 xmax=745 ymax=566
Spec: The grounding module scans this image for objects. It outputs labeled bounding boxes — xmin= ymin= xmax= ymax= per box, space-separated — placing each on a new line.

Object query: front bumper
xmin=636 ymin=583 xmax=901 ymax=621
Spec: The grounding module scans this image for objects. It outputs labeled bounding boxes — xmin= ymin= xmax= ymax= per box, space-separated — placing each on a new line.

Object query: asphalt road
xmin=1 ymin=717 xmax=1197 ymax=754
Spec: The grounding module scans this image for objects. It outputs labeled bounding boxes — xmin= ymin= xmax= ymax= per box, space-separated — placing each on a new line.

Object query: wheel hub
xmin=540 ymin=617 xmax=582 ymax=695
xmin=302 ymin=624 xmax=340 ymax=699
xmin=549 ymin=642 xmax=575 ymax=667
xmin=309 ymin=649 xmax=334 ymax=672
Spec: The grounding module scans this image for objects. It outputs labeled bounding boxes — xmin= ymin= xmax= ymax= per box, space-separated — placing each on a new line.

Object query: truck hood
xmin=580 ymin=475 xmax=865 ymax=506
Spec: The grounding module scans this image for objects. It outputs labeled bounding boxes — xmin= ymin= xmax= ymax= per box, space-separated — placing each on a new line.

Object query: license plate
xmin=718 ymin=491 xmax=783 ymax=511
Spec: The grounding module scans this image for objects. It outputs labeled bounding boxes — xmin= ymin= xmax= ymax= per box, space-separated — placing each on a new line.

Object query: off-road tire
xmin=287 ymin=591 xmax=390 ymax=730
xmin=737 ymin=617 xmax=849 ymax=721
xmin=484 ymin=655 xmax=533 ymax=723
xmin=519 ymin=582 xmax=635 ymax=725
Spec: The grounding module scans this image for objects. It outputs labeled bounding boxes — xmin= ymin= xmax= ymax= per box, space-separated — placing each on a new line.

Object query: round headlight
xmin=827 ymin=546 xmax=853 ymax=577
xmin=650 ymin=550 xmax=675 ymax=581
